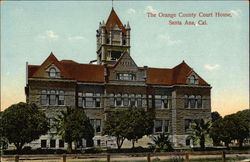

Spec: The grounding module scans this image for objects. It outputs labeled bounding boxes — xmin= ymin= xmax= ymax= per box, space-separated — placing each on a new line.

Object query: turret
xmin=96 ymin=8 xmax=131 ymax=65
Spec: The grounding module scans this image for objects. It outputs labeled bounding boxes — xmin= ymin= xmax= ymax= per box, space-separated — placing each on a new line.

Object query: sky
xmin=0 ymin=1 xmax=249 ymax=116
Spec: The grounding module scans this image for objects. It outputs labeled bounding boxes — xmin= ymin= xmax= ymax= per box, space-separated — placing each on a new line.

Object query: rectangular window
xmin=109 ymin=94 xmax=115 ymax=106
xmin=197 ymin=96 xmax=202 ymax=108
xmin=117 ymin=73 xmax=135 ymax=80
xmin=58 ymin=91 xmax=64 ymax=105
xmin=78 ymin=97 xmax=83 ymax=108
xmin=185 ymin=119 xmax=192 ymax=131
xmin=49 ymin=90 xmax=56 ymax=105
xmin=164 ymin=120 xmax=169 ymax=133
xmin=162 ymin=96 xmax=168 ymax=108
xmin=137 ymin=94 xmax=142 ymax=107
xmin=90 ymin=119 xmax=101 ymax=134
xmin=41 ymin=90 xmax=47 ymax=105
xmin=59 ymin=140 xmax=64 ymax=148
xmin=184 ymin=96 xmax=189 ymax=108
xmin=148 ymin=95 xmax=152 ymax=108
xmin=155 ymin=95 xmax=162 ymax=109
xmin=96 ymin=119 xmax=101 ymax=133
xmin=95 ymin=98 xmax=101 ymax=107
xmin=50 ymin=140 xmax=56 ymax=148
xmin=85 ymin=97 xmax=94 ymax=107
xmin=41 ymin=140 xmax=47 ymax=148
xmin=154 ymin=120 xmax=163 ymax=133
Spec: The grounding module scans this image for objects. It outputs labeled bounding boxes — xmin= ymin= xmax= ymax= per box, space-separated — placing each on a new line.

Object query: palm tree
xmin=148 ymin=133 xmax=173 ymax=152
xmin=190 ymin=119 xmax=211 ymax=150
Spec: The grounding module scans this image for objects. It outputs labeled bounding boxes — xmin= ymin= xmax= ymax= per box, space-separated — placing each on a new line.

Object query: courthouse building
xmin=25 ymin=8 xmax=211 ymax=149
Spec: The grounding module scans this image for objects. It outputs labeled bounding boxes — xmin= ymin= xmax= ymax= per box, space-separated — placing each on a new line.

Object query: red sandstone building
xmin=26 ymin=8 xmax=211 ymax=149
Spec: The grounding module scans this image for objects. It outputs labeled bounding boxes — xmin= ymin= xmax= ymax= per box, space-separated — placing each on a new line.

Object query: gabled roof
xmin=106 ymin=8 xmax=126 ymax=35
xmin=28 ymin=53 xmax=209 ymax=86
xmin=111 ymin=52 xmax=138 ymax=69
xmin=32 ymin=52 xmax=71 ymax=79
xmin=146 ymin=61 xmax=209 ymax=86
xmin=28 ymin=53 xmax=104 ymax=83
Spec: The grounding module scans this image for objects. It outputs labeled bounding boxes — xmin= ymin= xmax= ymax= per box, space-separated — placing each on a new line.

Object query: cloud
xmin=68 ymin=35 xmax=85 ymax=40
xmin=158 ymin=33 xmax=182 ymax=46
xmin=127 ymin=8 xmax=136 ymax=14
xmin=230 ymin=9 xmax=242 ymax=17
xmin=145 ymin=6 xmax=158 ymax=13
xmin=204 ymin=64 xmax=220 ymax=71
xmin=38 ymin=30 xmax=59 ymax=40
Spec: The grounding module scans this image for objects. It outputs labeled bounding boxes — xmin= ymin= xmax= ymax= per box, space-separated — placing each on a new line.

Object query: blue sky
xmin=1 ymin=1 xmax=249 ymax=116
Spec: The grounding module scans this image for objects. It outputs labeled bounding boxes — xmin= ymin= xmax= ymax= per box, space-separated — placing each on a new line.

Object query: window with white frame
xmin=117 ymin=73 xmax=136 ymax=81
xmin=109 ymin=93 xmax=115 ymax=106
xmin=123 ymin=94 xmax=129 ymax=106
xmin=108 ymin=93 xmax=144 ymax=108
xmin=184 ymin=95 xmax=203 ymax=109
xmin=196 ymin=95 xmax=202 ymax=108
xmin=148 ymin=95 xmax=153 ymax=108
xmin=58 ymin=90 xmax=64 ymax=105
xmin=129 ymin=94 xmax=136 ymax=107
xmin=41 ymin=90 xmax=47 ymax=105
xmin=90 ymin=119 xmax=101 ymax=134
xmin=78 ymin=92 xmax=101 ymax=108
xmin=154 ymin=120 xmax=169 ymax=133
xmin=49 ymin=68 xmax=60 ymax=78
xmin=154 ymin=95 xmax=169 ymax=109
xmin=115 ymin=94 xmax=122 ymax=106
xmin=40 ymin=89 xmax=65 ymax=106
xmin=136 ymin=94 xmax=142 ymax=107
xmin=188 ymin=75 xmax=198 ymax=85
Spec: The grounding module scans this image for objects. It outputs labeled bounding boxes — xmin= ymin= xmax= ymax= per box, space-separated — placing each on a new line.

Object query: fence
xmin=2 ymin=151 xmax=249 ymax=162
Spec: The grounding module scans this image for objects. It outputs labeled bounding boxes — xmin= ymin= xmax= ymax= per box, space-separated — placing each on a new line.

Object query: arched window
xmin=136 ymin=94 xmax=142 ymax=107
xmin=123 ymin=94 xmax=129 ymax=106
xmin=184 ymin=95 xmax=189 ymax=108
xmin=109 ymin=94 xmax=115 ymax=106
xmin=189 ymin=75 xmax=196 ymax=84
xmin=130 ymin=94 xmax=136 ymax=107
xmin=115 ymin=94 xmax=122 ymax=106
xmin=196 ymin=95 xmax=202 ymax=108
xmin=49 ymin=68 xmax=57 ymax=77
xmin=189 ymin=95 xmax=196 ymax=108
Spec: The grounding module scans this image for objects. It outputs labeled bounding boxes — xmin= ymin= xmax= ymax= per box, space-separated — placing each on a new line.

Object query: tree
xmin=124 ymin=108 xmax=154 ymax=148
xmin=211 ymin=111 xmax=222 ymax=122
xmin=102 ymin=110 xmax=128 ymax=150
xmin=210 ymin=110 xmax=250 ymax=148
xmin=103 ymin=108 xmax=154 ymax=149
xmin=54 ymin=107 xmax=94 ymax=153
xmin=190 ymin=119 xmax=211 ymax=150
xmin=0 ymin=102 xmax=49 ymax=153
xmin=210 ymin=112 xmax=222 ymax=146
xmin=148 ymin=133 xmax=173 ymax=152
xmin=233 ymin=109 xmax=250 ymax=147
xmin=223 ymin=110 xmax=250 ymax=148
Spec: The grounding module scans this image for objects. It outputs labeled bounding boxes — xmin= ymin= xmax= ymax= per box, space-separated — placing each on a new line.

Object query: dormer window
xmin=188 ymin=75 xmax=198 ymax=85
xmin=117 ymin=73 xmax=136 ymax=80
xmin=49 ymin=68 xmax=59 ymax=78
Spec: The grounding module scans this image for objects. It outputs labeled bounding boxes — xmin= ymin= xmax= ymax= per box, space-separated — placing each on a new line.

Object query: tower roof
xmin=106 ymin=8 xmax=126 ymax=35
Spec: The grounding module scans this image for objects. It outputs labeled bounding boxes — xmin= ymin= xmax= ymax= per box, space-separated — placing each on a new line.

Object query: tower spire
xmin=112 ymin=0 xmax=113 ymax=8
